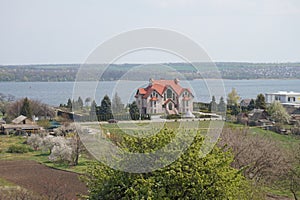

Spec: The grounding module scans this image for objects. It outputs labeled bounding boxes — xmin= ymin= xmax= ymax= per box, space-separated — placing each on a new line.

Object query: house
xmin=248 ymin=109 xmax=271 ymax=126
xmin=237 ymin=109 xmax=272 ymax=127
xmin=265 ymin=91 xmax=300 ymax=106
xmin=1 ymin=115 xmax=40 ymax=135
xmin=240 ymin=99 xmax=252 ymax=108
xmin=135 ymin=78 xmax=194 ymax=115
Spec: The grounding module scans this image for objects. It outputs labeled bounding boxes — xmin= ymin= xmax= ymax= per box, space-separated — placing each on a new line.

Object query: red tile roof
xmin=136 ymin=79 xmax=192 ymax=99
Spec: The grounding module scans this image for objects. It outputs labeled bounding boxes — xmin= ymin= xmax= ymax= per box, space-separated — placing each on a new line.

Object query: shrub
xmin=7 ymin=145 xmax=32 ymax=153
xmin=166 ymin=114 xmax=181 ymax=119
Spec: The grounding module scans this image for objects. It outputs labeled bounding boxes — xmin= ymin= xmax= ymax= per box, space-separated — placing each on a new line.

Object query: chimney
xmin=174 ymin=78 xmax=179 ymax=84
xmin=149 ymin=78 xmax=154 ymax=86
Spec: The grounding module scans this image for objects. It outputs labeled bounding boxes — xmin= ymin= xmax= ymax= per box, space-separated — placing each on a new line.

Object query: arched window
xmin=167 ymin=89 xmax=172 ymax=99
xmin=168 ymin=103 xmax=173 ymax=110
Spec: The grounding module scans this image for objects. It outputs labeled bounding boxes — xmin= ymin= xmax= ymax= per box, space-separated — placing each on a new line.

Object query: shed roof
xmin=12 ymin=115 xmax=27 ymax=124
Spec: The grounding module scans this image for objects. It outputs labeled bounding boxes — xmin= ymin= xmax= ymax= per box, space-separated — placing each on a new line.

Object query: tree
xmin=90 ymin=100 xmax=98 ymax=121
xmin=255 ymin=94 xmax=266 ymax=109
xmin=67 ymin=98 xmax=72 ymax=109
xmin=6 ymin=98 xmax=55 ymax=122
xmin=208 ymin=96 xmax=217 ymax=112
xmin=77 ymin=96 xmax=84 ymax=110
xmin=129 ymin=101 xmax=140 ymax=120
xmin=218 ymin=96 xmax=226 ymax=113
xmin=219 ymin=128 xmax=289 ymax=184
xmin=227 ymin=88 xmax=240 ymax=106
xmin=98 ymin=95 xmax=112 ymax=121
xmin=85 ymin=97 xmax=92 ymax=107
xmin=84 ymin=129 xmax=253 ymax=199
xmin=112 ymin=92 xmax=124 ymax=114
xmin=247 ymin=99 xmax=255 ymax=111
xmin=267 ymin=101 xmax=290 ymax=124
xmin=20 ymin=97 xmax=32 ymax=118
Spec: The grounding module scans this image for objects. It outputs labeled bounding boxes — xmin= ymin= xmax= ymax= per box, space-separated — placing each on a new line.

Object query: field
xmin=0 ymin=121 xmax=299 ymax=199
xmin=0 ymin=160 xmax=87 ymax=199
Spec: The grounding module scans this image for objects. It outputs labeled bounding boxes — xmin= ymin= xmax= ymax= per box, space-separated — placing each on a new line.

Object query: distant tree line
xmin=1 ymin=62 xmax=300 ymax=82
xmin=60 ymin=93 xmax=146 ymax=121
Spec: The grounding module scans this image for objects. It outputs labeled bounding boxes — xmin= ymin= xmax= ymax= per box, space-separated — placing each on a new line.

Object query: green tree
xmin=112 ymin=92 xmax=124 ymax=114
xmin=247 ymin=99 xmax=255 ymax=111
xmin=20 ymin=97 xmax=32 ymax=118
xmin=227 ymin=88 xmax=240 ymax=106
xmin=67 ymin=98 xmax=72 ymax=109
xmin=267 ymin=101 xmax=290 ymax=124
xmin=84 ymin=129 xmax=253 ymax=199
xmin=98 ymin=95 xmax=112 ymax=120
xmin=218 ymin=96 xmax=226 ymax=113
xmin=129 ymin=101 xmax=140 ymax=120
xmin=90 ymin=100 xmax=97 ymax=121
xmin=209 ymin=96 xmax=217 ymax=112
xmin=255 ymin=94 xmax=266 ymax=109
xmin=77 ymin=96 xmax=84 ymax=110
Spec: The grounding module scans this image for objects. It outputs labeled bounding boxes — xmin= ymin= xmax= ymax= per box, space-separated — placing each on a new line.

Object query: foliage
xmin=218 ymin=96 xmax=226 ymax=112
xmin=208 ymin=95 xmax=217 ymax=112
xmin=27 ymin=134 xmax=43 ymax=150
xmin=129 ymin=101 xmax=140 ymax=120
xmin=6 ymin=98 xmax=55 ymax=122
xmin=219 ymin=128 xmax=289 ymax=183
xmin=247 ymin=99 xmax=255 ymax=111
xmin=267 ymin=101 xmax=290 ymax=124
xmin=20 ymin=97 xmax=32 ymax=118
xmin=84 ymin=128 xmax=253 ymax=199
xmin=112 ymin=92 xmax=124 ymax=114
xmin=37 ymin=119 xmax=51 ymax=129
xmin=255 ymin=94 xmax=266 ymax=109
xmin=227 ymin=88 xmax=240 ymax=106
xmin=7 ymin=145 xmax=32 ymax=153
xmin=97 ymin=95 xmax=113 ymax=121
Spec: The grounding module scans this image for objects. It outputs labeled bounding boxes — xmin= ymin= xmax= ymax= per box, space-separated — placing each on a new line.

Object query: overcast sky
xmin=0 ymin=0 xmax=300 ymax=64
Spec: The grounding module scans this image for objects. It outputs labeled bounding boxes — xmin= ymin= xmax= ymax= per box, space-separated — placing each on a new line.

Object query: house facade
xmin=135 ymin=78 xmax=194 ymax=115
xmin=265 ymin=91 xmax=300 ymax=105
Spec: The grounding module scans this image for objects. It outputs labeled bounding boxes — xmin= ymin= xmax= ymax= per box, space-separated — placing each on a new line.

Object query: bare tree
xmin=219 ymin=128 xmax=290 ymax=183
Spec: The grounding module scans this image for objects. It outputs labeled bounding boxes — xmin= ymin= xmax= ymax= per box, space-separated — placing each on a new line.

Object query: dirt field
xmin=0 ymin=160 xmax=87 ymax=199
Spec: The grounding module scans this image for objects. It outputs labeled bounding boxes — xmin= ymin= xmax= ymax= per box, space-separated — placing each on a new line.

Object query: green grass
xmin=0 ymin=135 xmax=92 ymax=174
xmin=0 ymin=177 xmax=15 ymax=187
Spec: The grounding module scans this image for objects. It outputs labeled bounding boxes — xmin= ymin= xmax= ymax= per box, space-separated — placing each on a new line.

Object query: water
xmin=0 ymin=79 xmax=299 ymax=106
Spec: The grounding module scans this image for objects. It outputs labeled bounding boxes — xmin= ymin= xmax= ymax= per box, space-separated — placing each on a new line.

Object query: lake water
xmin=0 ymin=79 xmax=299 ymax=106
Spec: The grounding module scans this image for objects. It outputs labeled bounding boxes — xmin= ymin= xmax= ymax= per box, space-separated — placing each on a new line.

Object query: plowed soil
xmin=0 ymin=160 xmax=87 ymax=199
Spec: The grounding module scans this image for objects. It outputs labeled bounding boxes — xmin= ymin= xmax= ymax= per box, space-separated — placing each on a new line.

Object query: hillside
xmin=0 ymin=62 xmax=300 ymax=81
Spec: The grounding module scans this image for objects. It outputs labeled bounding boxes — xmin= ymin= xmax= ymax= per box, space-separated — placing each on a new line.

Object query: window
xmin=173 ymin=93 xmax=175 ymax=101
xmin=186 ymin=101 xmax=189 ymax=106
xmin=167 ymin=89 xmax=172 ymax=99
xmin=154 ymin=101 xmax=156 ymax=107
xmin=288 ymin=97 xmax=296 ymax=102
xmin=168 ymin=103 xmax=173 ymax=110
xmin=164 ymin=93 xmax=166 ymax=101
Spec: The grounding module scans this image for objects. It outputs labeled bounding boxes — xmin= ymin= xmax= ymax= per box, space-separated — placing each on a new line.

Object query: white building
xmin=135 ymin=78 xmax=194 ymax=115
xmin=265 ymin=91 xmax=300 ymax=105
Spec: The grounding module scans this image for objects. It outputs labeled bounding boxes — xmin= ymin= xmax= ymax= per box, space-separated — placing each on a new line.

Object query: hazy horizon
xmin=1 ymin=0 xmax=300 ymax=65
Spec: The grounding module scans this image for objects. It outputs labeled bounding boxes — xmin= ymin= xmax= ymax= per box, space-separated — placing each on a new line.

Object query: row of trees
xmin=1 ymin=96 xmax=55 ymax=122
xmin=27 ymin=124 xmax=83 ymax=166
xmin=84 ymin=128 xmax=255 ymax=199
xmin=62 ymin=93 xmax=142 ymax=121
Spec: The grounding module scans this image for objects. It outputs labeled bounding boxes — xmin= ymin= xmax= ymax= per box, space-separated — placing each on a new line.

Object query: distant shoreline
xmin=1 ymin=62 xmax=300 ymax=81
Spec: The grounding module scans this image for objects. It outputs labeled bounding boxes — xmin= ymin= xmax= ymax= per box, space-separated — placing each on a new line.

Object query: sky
xmin=0 ymin=0 xmax=300 ymax=64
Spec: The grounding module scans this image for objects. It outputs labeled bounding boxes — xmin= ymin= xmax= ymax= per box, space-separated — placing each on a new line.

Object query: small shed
xmin=12 ymin=115 xmax=33 ymax=125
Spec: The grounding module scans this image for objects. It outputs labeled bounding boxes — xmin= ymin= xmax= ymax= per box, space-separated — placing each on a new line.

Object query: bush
xmin=166 ymin=114 xmax=181 ymax=119
xmin=7 ymin=145 xmax=32 ymax=153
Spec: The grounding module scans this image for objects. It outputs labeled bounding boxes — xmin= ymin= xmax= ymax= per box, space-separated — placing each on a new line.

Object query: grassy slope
xmin=0 ymin=121 xmax=299 ymax=198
